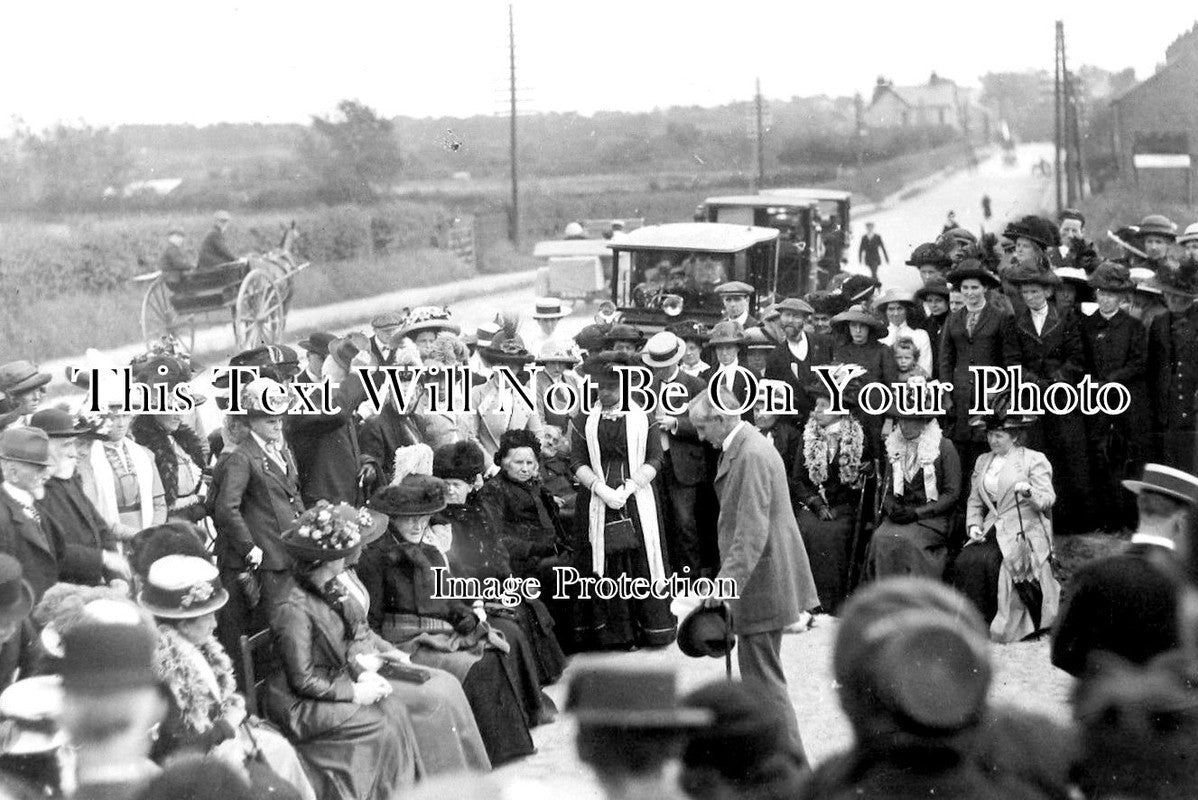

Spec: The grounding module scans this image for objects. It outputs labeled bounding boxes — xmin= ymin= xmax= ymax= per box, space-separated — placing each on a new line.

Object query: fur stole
xmin=802 ymin=417 xmax=865 ymax=488
xmin=153 ymin=625 xmax=242 ymax=735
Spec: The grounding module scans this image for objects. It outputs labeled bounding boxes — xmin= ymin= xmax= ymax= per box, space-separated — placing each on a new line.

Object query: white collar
xmin=1131 ymin=533 xmax=1175 ymax=551
xmin=661 ymin=367 xmax=680 ymax=383
xmin=716 ymin=358 xmax=739 ymax=371
xmin=1029 ymin=304 xmax=1049 ymax=318
xmin=2 ymin=482 xmax=35 ymax=507
xmin=721 ymin=421 xmax=748 ymax=452
xmin=733 ymin=311 xmax=748 ymax=326
xmin=1100 ymin=308 xmax=1119 ymax=320
xmin=251 ymin=431 xmax=280 ymax=453
xmin=965 ymin=301 xmax=986 ymax=313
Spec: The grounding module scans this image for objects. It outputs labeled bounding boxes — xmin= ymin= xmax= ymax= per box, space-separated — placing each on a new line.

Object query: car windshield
xmin=627 ymin=250 xmax=742 ymax=312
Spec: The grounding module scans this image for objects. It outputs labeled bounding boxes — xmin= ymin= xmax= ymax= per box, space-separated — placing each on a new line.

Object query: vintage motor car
xmin=694 ymin=189 xmax=851 ymax=295
xmin=532 ymin=219 xmax=643 ymax=302
xmin=606 ymin=222 xmax=779 ymax=330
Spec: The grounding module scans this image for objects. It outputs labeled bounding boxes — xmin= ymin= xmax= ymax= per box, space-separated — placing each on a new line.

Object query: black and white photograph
xmin=3 ymin=1 xmax=1198 ymax=798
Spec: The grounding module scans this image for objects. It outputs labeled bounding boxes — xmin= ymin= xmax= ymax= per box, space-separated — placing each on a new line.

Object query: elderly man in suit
xmin=689 ymin=387 xmax=819 ymax=760
xmin=210 ymin=378 xmax=306 ymax=663
xmin=1051 ymin=463 xmax=1197 ymax=677
xmin=0 ymin=427 xmax=60 ymax=601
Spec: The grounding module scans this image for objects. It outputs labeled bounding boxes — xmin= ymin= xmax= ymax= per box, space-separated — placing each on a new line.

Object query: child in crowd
xmin=892 ymin=337 xmax=928 ymax=383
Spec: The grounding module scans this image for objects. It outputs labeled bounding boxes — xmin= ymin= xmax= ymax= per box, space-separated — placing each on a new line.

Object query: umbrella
xmin=1011 ymin=495 xmax=1043 ymax=631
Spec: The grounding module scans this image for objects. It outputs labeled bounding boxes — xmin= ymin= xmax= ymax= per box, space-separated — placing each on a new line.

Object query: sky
xmin=2 ymin=0 xmax=1195 ymax=131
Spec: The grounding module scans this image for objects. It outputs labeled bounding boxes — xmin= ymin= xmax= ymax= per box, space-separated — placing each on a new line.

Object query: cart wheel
xmin=234 ymin=269 xmax=285 ymax=349
xmin=140 ymin=277 xmax=187 ymax=347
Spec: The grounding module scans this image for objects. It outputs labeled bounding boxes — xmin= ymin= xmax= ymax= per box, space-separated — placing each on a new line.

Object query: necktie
xmin=966 ymin=309 xmax=980 ymax=337
xmin=23 ymin=501 xmax=40 ymax=525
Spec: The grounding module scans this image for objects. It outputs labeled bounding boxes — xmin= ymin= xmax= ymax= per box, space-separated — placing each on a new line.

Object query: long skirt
xmin=383 ymin=621 xmax=535 ymax=766
xmin=244 ymin=722 xmax=317 ymax=800
xmin=487 ymin=615 xmax=554 ymax=724
xmin=570 ymin=543 xmax=676 ymax=650
xmin=949 ymin=536 xmax=1004 ymax=626
xmin=385 ymin=668 xmax=491 ymax=775
xmin=865 ymin=517 xmax=949 ymax=581
xmin=287 ymin=698 xmax=419 ymax=800
xmin=796 ymin=503 xmax=855 ymax=614
xmin=488 ymin=599 xmax=566 ymax=686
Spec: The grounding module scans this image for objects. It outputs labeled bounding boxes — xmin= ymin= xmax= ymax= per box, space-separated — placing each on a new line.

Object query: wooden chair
xmin=238 ymin=629 xmax=276 ymax=717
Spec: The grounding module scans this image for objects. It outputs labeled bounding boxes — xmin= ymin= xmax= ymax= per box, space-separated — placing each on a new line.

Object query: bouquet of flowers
xmin=288 ymin=500 xmax=375 ymax=552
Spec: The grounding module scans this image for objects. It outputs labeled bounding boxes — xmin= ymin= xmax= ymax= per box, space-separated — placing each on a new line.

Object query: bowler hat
xmin=1177 ymin=222 xmax=1198 ymax=246
xmin=714 ymin=281 xmax=754 ymax=297
xmin=947 ymin=259 xmax=1001 ymax=289
xmin=29 ymin=408 xmax=92 ymax=438
xmin=906 ymin=242 xmax=953 ymax=268
xmin=369 ymin=475 xmax=449 ymax=518
xmin=0 ymin=361 xmax=51 ymax=396
xmin=1122 ymin=463 xmax=1198 ymax=505
xmin=1088 ymin=262 xmax=1135 ymax=293
xmin=0 ymin=554 xmax=34 ymax=628
xmin=773 ymin=297 xmax=814 ymax=316
xmin=706 ymin=320 xmax=746 ymax=347
xmin=61 ymin=618 xmax=158 ymax=694
xmin=677 ymin=603 xmax=735 ymax=659
xmin=0 ymin=427 xmax=54 ymax=467
xmin=641 ymin=331 xmax=686 ymax=368
xmin=915 ymin=277 xmax=952 ymax=302
xmin=297 ymin=331 xmax=337 ymax=357
xmin=432 ymin=441 xmax=487 ymax=483
xmin=567 ymin=665 xmax=713 ymax=729
xmin=531 ymin=297 xmax=571 ymax=320
xmin=1139 ymin=214 xmax=1177 ymax=239
xmin=137 ymin=555 xmax=229 ymax=619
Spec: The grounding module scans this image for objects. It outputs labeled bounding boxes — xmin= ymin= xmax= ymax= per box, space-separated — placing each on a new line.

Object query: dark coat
xmin=0 ymin=491 xmax=58 ymax=601
xmin=764 ymin=335 xmax=837 ymax=423
xmin=210 ymin=437 xmax=304 ymax=572
xmin=924 ymin=312 xmax=949 ymax=377
xmin=1080 ymin=308 xmax=1147 ymax=391
xmin=701 ymin=364 xmax=757 ymax=422
xmin=1146 ymin=305 xmax=1198 ymax=433
xmin=763 ymin=420 xmax=802 ymax=482
xmin=832 ymin=339 xmax=898 ymax=387
xmin=441 ymin=499 xmax=512 ymax=581
xmin=358 ymin=537 xmax=476 ymax=633
xmin=358 ymin=404 xmax=424 ymax=486
xmin=1002 ymin=304 xmax=1084 ymax=388
xmin=881 ymin=438 xmax=962 ymax=522
xmin=159 ymin=242 xmax=193 ymax=282
xmin=714 ymin=425 xmax=820 ymax=634
xmin=1051 ymin=542 xmax=1181 ymax=677
xmin=197 ymin=226 xmax=236 ymax=269
xmin=476 ymin=473 xmax=570 ymax=578
xmin=651 ymin=369 xmax=711 ymax=485
xmin=858 ymin=233 xmax=888 ymax=268
xmin=37 ymin=475 xmax=110 ymax=585
xmin=284 ymin=376 xmax=366 ymax=507
xmin=939 ymin=303 xmax=1008 ymax=441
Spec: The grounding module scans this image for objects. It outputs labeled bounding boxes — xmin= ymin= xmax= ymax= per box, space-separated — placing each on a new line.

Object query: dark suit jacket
xmin=210 ymin=437 xmax=304 ymax=571
xmin=358 ymin=404 xmax=424 ymax=485
xmin=763 ymin=334 xmax=836 ymax=423
xmin=701 ymin=364 xmax=757 ymax=423
xmin=159 ymin=242 xmax=193 ymax=283
xmin=1051 ymin=542 xmax=1181 ymax=677
xmin=714 ymin=425 xmax=819 ymax=634
xmin=924 ymin=312 xmax=949 ymax=377
xmin=0 ymin=620 xmax=42 ymax=693
xmin=939 ymin=303 xmax=1008 ymax=441
xmin=1145 ymin=305 xmax=1198 ymax=431
xmin=284 ymin=374 xmax=366 ymax=507
xmin=196 ymin=226 xmax=236 ymax=269
xmin=37 ymin=475 xmax=110 ymax=585
xmin=0 ymin=491 xmax=58 ymax=601
xmin=858 ymin=233 xmax=888 ymax=267
xmin=1002 ymin=304 xmax=1084 ymax=388
xmin=652 ymin=369 xmax=711 ymax=485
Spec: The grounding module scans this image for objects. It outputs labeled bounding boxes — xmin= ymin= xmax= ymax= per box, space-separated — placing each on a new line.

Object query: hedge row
xmin=0 ymin=201 xmax=451 ymax=302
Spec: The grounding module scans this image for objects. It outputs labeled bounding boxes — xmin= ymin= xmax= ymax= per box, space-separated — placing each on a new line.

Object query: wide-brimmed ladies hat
xmin=873 ymin=288 xmax=918 ymax=310
xmin=1003 ymin=215 xmax=1059 ymax=249
xmin=1154 ymin=259 xmax=1198 ymax=298
xmin=480 ymin=331 xmax=535 ymax=369
xmin=137 ymin=555 xmax=229 ymax=619
xmin=1004 ymin=263 xmax=1062 ymax=287
xmin=666 ymin=320 xmax=709 ymax=344
xmin=947 ymin=259 xmax=1001 ymax=289
xmin=369 ymin=474 xmax=449 ymax=518
xmin=283 ymin=500 xmax=381 ymax=561
xmin=742 ymin=327 xmax=776 ymax=351
xmin=567 ymin=665 xmax=713 ymax=729
xmin=1138 ymin=214 xmax=1177 ymax=240
xmin=968 ymin=394 xmax=1036 ymax=431
xmin=328 ymin=332 xmax=372 ymax=371
xmin=578 ymin=350 xmax=638 ymax=379
xmin=1177 ymin=222 xmax=1198 ymax=246
xmin=397 ymin=306 xmax=460 ymax=340
xmin=915 ymin=277 xmax=952 ymax=302
xmin=804 ymin=290 xmax=848 ymax=317
xmin=603 ymin=324 xmax=645 ymax=346
xmin=1129 ymin=266 xmax=1162 ymax=297
xmin=1088 ymin=262 xmax=1135 ymax=293
xmin=1053 ymin=266 xmax=1095 ymax=301
xmin=1122 ymin=463 xmax=1198 ymax=505
xmin=641 ymin=332 xmax=686 ymax=368
xmin=831 ymin=304 xmax=885 ymax=334
xmin=906 ymin=242 xmax=953 ymax=268
xmin=706 ymin=320 xmax=746 ymax=347
xmin=531 ymin=297 xmax=572 ymax=320
xmin=134 ymin=354 xmax=207 ymax=409
xmin=535 ymin=341 xmax=581 ymax=366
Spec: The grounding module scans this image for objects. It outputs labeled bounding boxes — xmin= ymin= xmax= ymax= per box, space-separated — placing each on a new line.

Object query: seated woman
xmin=264 ymin=504 xmax=421 ymax=800
xmin=950 ymin=406 xmax=1061 ymax=643
xmin=792 ymin=375 xmax=872 ymax=614
xmin=359 ymin=476 xmax=539 ymax=766
xmin=433 ymin=441 xmax=567 ymax=685
xmin=137 ymin=554 xmax=315 ymax=800
xmin=865 ymin=394 xmax=961 ymax=582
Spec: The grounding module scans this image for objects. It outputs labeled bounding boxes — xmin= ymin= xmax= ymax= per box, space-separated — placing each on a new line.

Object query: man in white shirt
xmin=764 ymin=298 xmax=834 ymax=425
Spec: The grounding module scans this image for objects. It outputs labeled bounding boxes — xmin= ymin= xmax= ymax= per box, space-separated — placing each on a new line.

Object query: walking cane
xmin=722 ymin=601 xmax=734 ymax=681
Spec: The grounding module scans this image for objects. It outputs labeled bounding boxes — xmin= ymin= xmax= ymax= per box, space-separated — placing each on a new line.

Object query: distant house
xmin=865 ymin=74 xmax=990 ymax=136
xmin=102 ymin=178 xmax=183 ymax=199
xmin=1111 ymin=23 xmax=1198 ymax=197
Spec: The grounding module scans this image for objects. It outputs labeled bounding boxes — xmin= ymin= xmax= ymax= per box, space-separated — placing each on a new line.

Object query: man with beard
xmin=0 ymin=428 xmax=59 ymax=600
xmin=764 ymin=298 xmax=834 ymax=427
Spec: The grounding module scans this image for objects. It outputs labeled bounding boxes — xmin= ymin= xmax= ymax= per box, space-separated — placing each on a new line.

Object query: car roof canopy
xmin=607 ymin=223 xmax=778 ymax=253
xmin=762 ymin=187 xmax=852 ymax=202
xmin=532 ymin=239 xmax=612 ymax=258
xmin=702 ymin=194 xmax=818 ymax=209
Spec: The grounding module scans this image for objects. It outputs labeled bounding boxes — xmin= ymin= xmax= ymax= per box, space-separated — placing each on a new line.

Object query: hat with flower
xmin=282 ymin=500 xmax=384 ymax=561
xmin=395 ymin=306 xmax=460 ymax=343
xmin=136 ymin=555 xmax=229 ymax=619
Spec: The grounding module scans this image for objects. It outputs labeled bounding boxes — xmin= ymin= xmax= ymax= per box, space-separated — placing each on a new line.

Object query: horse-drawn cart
xmin=132 ymin=249 xmax=307 ymax=352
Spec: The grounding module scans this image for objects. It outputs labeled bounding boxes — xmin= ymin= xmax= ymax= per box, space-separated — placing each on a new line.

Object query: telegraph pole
xmin=1060 ymin=22 xmax=1076 ymax=206
xmin=508 ymin=4 xmax=519 ymax=245
xmin=1053 ymin=20 xmax=1064 ymax=215
xmin=755 ymin=78 xmax=766 ymax=189
xmin=854 ymin=92 xmax=865 ymax=169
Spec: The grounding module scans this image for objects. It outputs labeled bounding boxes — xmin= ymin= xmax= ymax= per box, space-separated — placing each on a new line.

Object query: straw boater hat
xmin=137 ymin=555 xmax=229 ymax=619
xmin=706 ymin=320 xmax=746 ymax=347
xmin=1177 ymin=222 xmax=1198 ymax=246
xmin=641 ymin=332 xmax=686 ymax=369
xmin=397 ymin=306 xmax=460 ymax=341
xmin=1088 ymin=262 xmax=1135 ymax=293
xmin=1129 ymin=266 xmax=1162 ymax=297
xmin=831 ymin=304 xmax=886 ymax=339
xmin=567 ymin=665 xmax=713 ymax=729
xmin=531 ymin=297 xmax=571 ymax=320
xmin=1122 ymin=463 xmax=1198 ymax=505
xmin=1053 ymin=266 xmax=1095 ymax=301
xmin=369 ymin=475 xmax=449 ymax=518
xmin=282 ymin=500 xmax=383 ymax=562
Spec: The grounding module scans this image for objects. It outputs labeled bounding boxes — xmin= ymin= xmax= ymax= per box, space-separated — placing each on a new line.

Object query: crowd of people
xmin=0 ymin=205 xmax=1198 ymax=799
